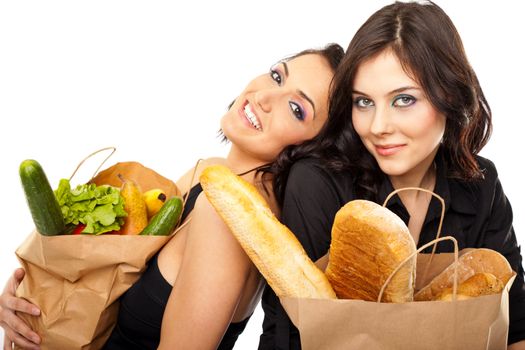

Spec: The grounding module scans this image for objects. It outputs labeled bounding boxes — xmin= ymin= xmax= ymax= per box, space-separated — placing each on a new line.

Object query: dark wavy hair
xmin=244 ymin=43 xmax=344 ymax=204
xmin=301 ymin=1 xmax=492 ymax=201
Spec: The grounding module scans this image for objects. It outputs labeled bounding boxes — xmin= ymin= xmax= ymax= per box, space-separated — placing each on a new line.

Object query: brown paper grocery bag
xmin=280 ymin=251 xmax=516 ymax=350
xmin=15 ymin=161 xmax=180 ymax=350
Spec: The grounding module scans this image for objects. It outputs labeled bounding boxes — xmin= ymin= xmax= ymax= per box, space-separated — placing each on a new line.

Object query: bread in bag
xmin=434 ymin=272 xmax=505 ymax=301
xmin=325 ymin=200 xmax=417 ymax=302
xmin=414 ymin=248 xmax=513 ymax=301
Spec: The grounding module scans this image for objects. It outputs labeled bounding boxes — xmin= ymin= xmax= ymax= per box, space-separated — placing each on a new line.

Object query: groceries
xmin=19 ymin=160 xmax=66 ymax=236
xmin=143 ymin=188 xmax=167 ymax=218
xmin=15 ymin=160 xmax=182 ymax=349
xmin=54 ymin=178 xmax=126 ymax=235
xmin=200 ymin=165 xmax=513 ymax=302
xmin=325 ymin=200 xmax=416 ymax=302
xmin=19 ymin=159 xmax=183 ymax=236
xmin=414 ymin=248 xmax=514 ymax=301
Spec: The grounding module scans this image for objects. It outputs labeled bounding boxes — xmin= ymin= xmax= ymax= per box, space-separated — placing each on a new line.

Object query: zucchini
xmin=19 ymin=159 xmax=65 ymax=236
xmin=140 ymin=196 xmax=183 ymax=236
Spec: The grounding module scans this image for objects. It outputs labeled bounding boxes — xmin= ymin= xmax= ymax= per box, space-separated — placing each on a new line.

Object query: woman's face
xmin=221 ymin=54 xmax=333 ymax=163
xmin=351 ymin=49 xmax=446 ymax=181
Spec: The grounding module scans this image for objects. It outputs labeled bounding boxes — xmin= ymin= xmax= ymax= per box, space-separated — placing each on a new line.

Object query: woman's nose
xmin=370 ymin=105 xmax=394 ymax=135
xmin=254 ymin=88 xmax=278 ymax=113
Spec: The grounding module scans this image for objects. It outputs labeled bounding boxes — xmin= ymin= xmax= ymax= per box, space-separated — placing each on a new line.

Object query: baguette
xmin=414 ymin=248 xmax=513 ymax=301
xmin=200 ymin=165 xmax=336 ymax=299
xmin=434 ymin=272 xmax=504 ymax=301
xmin=325 ymin=200 xmax=417 ymax=302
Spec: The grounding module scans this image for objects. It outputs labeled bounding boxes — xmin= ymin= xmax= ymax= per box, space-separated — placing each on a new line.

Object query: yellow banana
xmin=143 ymin=188 xmax=167 ymax=218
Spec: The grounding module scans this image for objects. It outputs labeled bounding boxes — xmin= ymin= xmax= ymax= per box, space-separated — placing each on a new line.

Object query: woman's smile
xmin=374 ymin=143 xmax=406 ymax=156
xmin=238 ymin=101 xmax=262 ymax=131
xmin=221 ymin=53 xmax=333 ymax=163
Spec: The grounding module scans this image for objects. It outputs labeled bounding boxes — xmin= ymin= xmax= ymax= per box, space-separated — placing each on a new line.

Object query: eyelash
xmin=392 ymin=94 xmax=416 ymax=107
xmin=353 ymin=97 xmax=374 ymax=109
xmin=289 ymin=102 xmax=305 ymax=121
xmin=270 ymin=69 xmax=282 ymax=85
xmin=353 ymin=95 xmax=417 ymax=109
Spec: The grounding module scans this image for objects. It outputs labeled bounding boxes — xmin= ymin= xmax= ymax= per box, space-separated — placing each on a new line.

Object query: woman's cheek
xmin=352 ymin=113 xmax=368 ymax=138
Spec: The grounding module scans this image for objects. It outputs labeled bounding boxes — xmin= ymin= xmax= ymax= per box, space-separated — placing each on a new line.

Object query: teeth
xmin=244 ymin=103 xmax=262 ymax=130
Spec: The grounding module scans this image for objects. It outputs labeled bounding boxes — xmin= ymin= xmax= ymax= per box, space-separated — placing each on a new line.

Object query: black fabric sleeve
xmin=481 ymin=161 xmax=525 ymax=344
xmin=280 ymin=159 xmax=345 ymax=261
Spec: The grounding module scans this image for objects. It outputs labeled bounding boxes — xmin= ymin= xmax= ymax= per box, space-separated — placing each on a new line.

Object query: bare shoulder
xmin=175 ymin=157 xmax=227 ymax=195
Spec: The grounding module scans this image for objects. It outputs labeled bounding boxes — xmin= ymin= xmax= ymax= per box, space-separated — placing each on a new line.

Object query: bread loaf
xmin=414 ymin=248 xmax=513 ymax=301
xmin=200 ymin=165 xmax=336 ymax=299
xmin=325 ymin=200 xmax=417 ymax=302
xmin=434 ymin=272 xmax=504 ymax=301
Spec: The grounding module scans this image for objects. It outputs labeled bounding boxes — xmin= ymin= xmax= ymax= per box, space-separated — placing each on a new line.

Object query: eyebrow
xmin=352 ymin=86 xmax=421 ymax=96
xmin=282 ymin=61 xmax=317 ymax=119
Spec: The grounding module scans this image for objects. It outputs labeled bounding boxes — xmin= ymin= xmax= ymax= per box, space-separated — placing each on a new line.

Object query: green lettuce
xmin=54 ymin=179 xmax=127 ymax=235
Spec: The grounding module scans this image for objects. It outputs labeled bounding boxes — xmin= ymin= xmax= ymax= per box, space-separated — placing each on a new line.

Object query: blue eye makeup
xmin=392 ymin=94 xmax=416 ymax=107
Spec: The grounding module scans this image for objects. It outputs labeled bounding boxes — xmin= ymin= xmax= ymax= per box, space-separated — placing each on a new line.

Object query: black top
xmin=104 ymin=184 xmax=250 ymax=350
xmin=258 ymin=152 xmax=525 ymax=349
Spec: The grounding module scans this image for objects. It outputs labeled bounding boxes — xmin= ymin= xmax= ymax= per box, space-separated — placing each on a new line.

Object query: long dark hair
xmin=309 ymin=1 xmax=492 ymax=200
xmin=254 ymin=43 xmax=344 ymax=205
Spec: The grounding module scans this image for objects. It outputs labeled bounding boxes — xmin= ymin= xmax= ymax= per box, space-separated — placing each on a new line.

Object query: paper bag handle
xmin=383 ymin=187 xmax=446 ymax=286
xmin=382 ymin=187 xmax=445 ymax=253
xmin=377 ymin=235 xmax=459 ymax=302
xmin=69 ymin=147 xmax=117 ymax=182
xmin=377 ymin=236 xmax=459 ymax=303
xmin=168 ymin=158 xmax=205 ymax=236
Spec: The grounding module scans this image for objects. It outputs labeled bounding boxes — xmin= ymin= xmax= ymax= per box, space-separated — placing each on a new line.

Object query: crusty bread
xmin=325 ymin=200 xmax=417 ymax=302
xmin=415 ymin=248 xmax=514 ymax=301
xmin=434 ymin=272 xmax=504 ymax=301
xmin=200 ymin=165 xmax=336 ymax=299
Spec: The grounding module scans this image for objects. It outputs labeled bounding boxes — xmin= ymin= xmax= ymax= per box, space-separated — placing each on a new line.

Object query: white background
xmin=0 ymin=1 xmax=523 ymax=348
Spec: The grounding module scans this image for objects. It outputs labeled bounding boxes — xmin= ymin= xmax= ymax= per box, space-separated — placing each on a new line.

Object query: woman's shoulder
xmin=201 ymin=157 xmax=228 ymax=166
xmin=287 ymin=157 xmax=354 ymax=194
xmin=289 ymin=157 xmax=334 ymax=177
xmin=474 ymin=154 xmax=500 ymax=184
xmin=475 ymin=154 xmax=497 ymax=170
xmin=175 ymin=157 xmax=227 ymax=192
xmin=449 ymin=154 xmax=501 ymax=201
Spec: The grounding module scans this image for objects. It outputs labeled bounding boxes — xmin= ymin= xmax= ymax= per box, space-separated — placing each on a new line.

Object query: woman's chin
xmin=376 ymin=162 xmax=409 ymax=178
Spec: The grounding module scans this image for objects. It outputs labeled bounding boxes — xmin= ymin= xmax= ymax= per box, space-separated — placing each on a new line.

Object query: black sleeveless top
xmin=104 ymin=184 xmax=250 ymax=349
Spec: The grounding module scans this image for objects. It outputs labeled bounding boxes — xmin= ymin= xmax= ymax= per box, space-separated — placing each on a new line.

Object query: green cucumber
xmin=19 ymin=159 xmax=65 ymax=236
xmin=140 ymin=196 xmax=183 ymax=236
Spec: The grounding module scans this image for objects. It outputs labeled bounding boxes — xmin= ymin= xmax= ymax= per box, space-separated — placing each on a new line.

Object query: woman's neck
xmin=389 ymin=153 xmax=438 ymax=205
xmin=388 ymin=153 xmax=438 ymax=244
xmin=225 ymin=146 xmax=279 ymax=215
xmin=225 ymin=147 xmax=269 ymax=182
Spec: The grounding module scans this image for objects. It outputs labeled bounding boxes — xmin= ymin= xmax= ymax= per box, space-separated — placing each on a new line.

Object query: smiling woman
xmin=351 ymin=48 xmax=448 ymax=200
xmin=0 ymin=44 xmax=344 ymax=350
xmin=220 ymin=53 xmax=333 ymax=165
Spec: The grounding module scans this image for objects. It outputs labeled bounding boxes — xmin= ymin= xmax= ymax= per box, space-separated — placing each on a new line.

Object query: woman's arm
xmin=158 ymin=193 xmax=255 ymax=350
xmin=0 ymin=268 xmax=41 ymax=350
